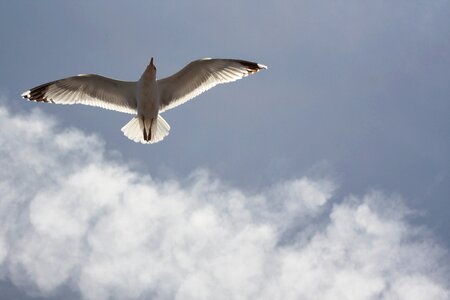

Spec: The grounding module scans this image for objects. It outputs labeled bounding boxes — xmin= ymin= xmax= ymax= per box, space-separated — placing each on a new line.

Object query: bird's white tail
xmin=121 ymin=115 xmax=170 ymax=144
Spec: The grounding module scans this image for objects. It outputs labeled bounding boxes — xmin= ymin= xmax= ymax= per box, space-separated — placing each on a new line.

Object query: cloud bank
xmin=0 ymin=103 xmax=448 ymax=300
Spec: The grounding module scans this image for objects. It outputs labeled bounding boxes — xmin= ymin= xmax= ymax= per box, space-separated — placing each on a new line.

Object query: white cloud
xmin=0 ymin=102 xmax=448 ymax=300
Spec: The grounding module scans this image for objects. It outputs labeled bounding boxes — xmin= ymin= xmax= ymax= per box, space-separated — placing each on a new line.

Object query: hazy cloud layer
xmin=0 ymin=102 xmax=448 ymax=300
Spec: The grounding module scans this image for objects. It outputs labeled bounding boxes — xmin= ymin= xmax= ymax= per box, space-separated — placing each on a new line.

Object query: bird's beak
xmin=150 ymin=57 xmax=154 ymax=66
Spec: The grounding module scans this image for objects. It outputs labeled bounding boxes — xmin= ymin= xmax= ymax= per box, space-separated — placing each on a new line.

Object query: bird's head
xmin=144 ymin=57 xmax=157 ymax=79
xmin=150 ymin=57 xmax=156 ymax=69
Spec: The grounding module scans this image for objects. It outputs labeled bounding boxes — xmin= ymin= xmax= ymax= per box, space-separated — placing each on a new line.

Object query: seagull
xmin=21 ymin=58 xmax=267 ymax=144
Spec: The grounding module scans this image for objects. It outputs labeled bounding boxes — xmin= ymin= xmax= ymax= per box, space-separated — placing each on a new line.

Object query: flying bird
xmin=21 ymin=58 xmax=267 ymax=144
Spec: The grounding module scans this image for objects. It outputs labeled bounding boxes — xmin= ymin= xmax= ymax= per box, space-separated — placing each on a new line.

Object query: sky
xmin=0 ymin=1 xmax=449 ymax=299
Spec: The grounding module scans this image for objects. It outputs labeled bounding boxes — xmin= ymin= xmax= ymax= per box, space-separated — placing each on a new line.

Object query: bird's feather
xmin=21 ymin=74 xmax=137 ymax=114
xmin=157 ymin=58 xmax=267 ymax=112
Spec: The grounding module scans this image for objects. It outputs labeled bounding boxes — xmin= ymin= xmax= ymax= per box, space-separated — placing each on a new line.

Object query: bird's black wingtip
xmin=236 ymin=60 xmax=268 ymax=74
xmin=21 ymin=84 xmax=53 ymax=103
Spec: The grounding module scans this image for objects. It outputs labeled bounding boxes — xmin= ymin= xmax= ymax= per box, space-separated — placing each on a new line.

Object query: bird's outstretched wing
xmin=157 ymin=58 xmax=267 ymax=113
xmin=21 ymin=74 xmax=137 ymax=114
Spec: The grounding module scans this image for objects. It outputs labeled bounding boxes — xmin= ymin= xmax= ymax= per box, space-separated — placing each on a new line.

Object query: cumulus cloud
xmin=0 ymin=102 xmax=448 ymax=300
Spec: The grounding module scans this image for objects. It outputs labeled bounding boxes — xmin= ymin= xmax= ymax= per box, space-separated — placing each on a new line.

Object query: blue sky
xmin=0 ymin=1 xmax=449 ymax=299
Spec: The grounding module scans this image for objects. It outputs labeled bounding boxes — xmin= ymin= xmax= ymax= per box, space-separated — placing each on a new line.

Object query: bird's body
xmin=138 ymin=59 xmax=159 ymax=118
xmin=138 ymin=68 xmax=158 ymax=119
xmin=21 ymin=58 xmax=267 ymax=144
xmin=137 ymin=60 xmax=159 ymax=141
